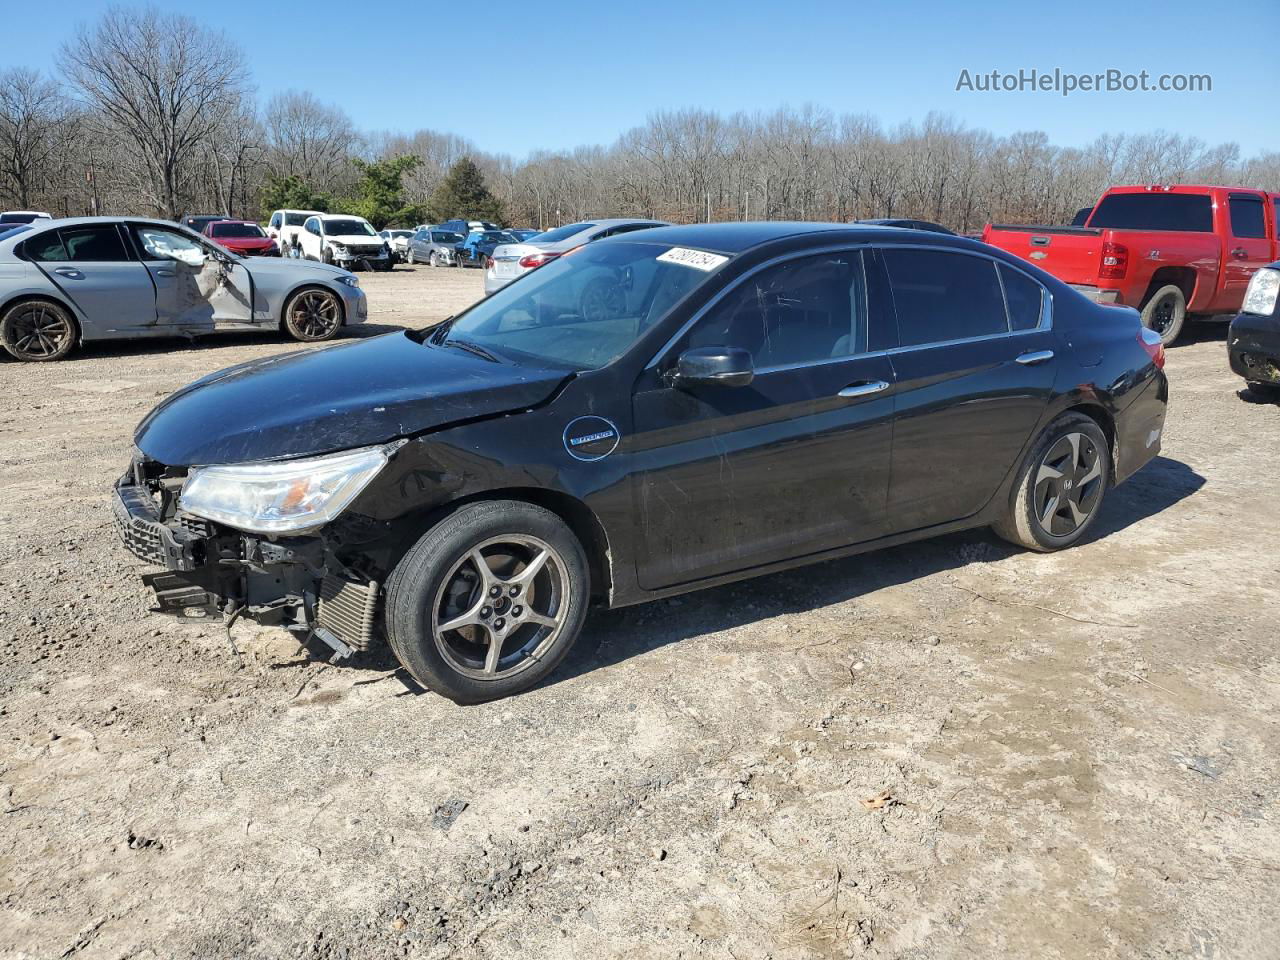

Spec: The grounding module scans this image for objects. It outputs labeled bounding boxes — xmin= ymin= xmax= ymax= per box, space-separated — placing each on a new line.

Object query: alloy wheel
xmin=7 ymin=303 xmax=72 ymax=359
xmin=288 ymin=291 xmax=340 ymax=338
xmin=1033 ymin=432 xmax=1104 ymax=537
xmin=431 ymin=535 xmax=568 ymax=681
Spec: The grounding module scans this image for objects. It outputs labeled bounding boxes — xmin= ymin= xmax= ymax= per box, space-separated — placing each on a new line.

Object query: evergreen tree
xmin=344 ymin=154 xmax=424 ymax=228
xmin=259 ymin=174 xmax=329 ymax=221
xmin=428 ymin=157 xmax=505 ymax=224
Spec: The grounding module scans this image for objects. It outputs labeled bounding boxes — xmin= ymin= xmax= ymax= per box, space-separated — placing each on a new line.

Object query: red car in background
xmin=983 ymin=185 xmax=1280 ymax=344
xmin=202 ymin=219 xmax=279 ymax=257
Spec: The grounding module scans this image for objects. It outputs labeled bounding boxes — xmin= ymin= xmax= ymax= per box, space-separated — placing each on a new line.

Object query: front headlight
xmin=179 ymin=445 xmax=392 ymax=534
xmin=1242 ymin=267 xmax=1280 ymax=317
xmin=335 ymin=275 xmax=359 ymax=288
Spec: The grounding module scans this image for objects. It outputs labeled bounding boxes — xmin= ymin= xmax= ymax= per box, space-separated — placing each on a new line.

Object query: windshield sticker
xmin=563 ymin=416 xmax=620 ymax=462
xmin=657 ymin=247 xmax=729 ymax=271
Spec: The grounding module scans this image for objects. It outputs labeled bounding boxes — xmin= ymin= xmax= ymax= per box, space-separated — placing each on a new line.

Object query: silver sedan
xmin=484 ymin=218 xmax=669 ymax=295
xmin=0 ymin=217 xmax=367 ymax=361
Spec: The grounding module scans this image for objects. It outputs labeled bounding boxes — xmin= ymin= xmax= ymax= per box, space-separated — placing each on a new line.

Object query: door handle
xmin=837 ymin=379 xmax=890 ymax=398
xmin=53 ymin=267 xmax=83 ymax=279
xmin=1230 ymin=247 xmax=1248 ymax=259
xmin=1015 ymin=350 xmax=1055 ymax=365
xmin=154 ymin=269 xmax=176 ymax=277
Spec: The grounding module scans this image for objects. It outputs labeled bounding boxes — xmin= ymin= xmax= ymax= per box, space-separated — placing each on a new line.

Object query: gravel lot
xmin=1 ymin=264 xmax=1278 ymax=960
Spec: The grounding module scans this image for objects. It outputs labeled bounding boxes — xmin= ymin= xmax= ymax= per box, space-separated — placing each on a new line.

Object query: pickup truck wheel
xmin=1 ymin=299 xmax=77 ymax=361
xmin=385 ymin=500 xmax=590 ymax=704
xmin=282 ymin=288 xmax=343 ymax=342
xmin=1141 ymin=285 xmax=1186 ymax=346
xmin=993 ymin=413 xmax=1110 ymax=552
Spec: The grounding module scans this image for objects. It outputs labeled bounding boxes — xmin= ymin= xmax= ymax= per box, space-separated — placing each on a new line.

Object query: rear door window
xmin=1228 ymin=195 xmax=1267 ymax=239
xmin=882 ymin=248 xmax=1009 ymax=346
xmin=62 ymin=225 xmax=131 ymax=262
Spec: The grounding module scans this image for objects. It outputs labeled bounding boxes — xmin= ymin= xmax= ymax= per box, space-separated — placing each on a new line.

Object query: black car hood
xmin=134 ymin=331 xmax=570 ymax=466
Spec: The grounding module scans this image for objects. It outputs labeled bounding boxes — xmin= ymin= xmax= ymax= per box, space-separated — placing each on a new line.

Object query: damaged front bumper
xmin=111 ymin=461 xmax=381 ymax=661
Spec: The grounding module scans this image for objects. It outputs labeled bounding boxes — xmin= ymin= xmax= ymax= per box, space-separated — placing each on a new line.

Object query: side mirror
xmin=670 ymin=345 xmax=754 ymax=388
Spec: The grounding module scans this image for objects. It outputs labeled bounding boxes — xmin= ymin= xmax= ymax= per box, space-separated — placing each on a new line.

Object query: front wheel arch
xmin=379 ymin=487 xmax=613 ymax=606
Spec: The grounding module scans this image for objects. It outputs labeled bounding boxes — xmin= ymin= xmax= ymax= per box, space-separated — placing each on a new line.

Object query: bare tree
xmin=264 ymin=90 xmax=358 ymax=191
xmin=0 ymin=68 xmax=73 ymax=209
xmin=59 ymin=6 xmax=251 ymax=218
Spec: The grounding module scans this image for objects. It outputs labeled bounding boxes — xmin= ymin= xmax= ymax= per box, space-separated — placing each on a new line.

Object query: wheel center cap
xmin=1064 ymin=479 xmax=1074 ymax=490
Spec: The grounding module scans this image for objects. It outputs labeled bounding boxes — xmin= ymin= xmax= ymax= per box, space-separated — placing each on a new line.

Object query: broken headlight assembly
xmin=1242 ymin=267 xmax=1279 ymax=317
xmin=179 ymin=445 xmax=393 ymax=535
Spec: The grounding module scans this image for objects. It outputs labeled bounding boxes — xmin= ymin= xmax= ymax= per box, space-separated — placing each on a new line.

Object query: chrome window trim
xmin=646 ymin=240 xmax=1054 ymax=376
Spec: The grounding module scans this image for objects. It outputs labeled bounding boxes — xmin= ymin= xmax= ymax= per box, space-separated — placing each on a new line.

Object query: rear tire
xmin=1141 ymin=284 xmax=1186 ymax=346
xmin=1 ymin=299 xmax=77 ymax=362
xmin=993 ymin=413 xmax=1110 ymax=552
xmin=385 ymin=500 xmax=590 ymax=704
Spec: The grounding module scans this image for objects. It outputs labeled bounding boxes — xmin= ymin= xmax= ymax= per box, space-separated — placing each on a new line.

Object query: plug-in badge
xmin=563 ymin=416 xmax=620 ymax=461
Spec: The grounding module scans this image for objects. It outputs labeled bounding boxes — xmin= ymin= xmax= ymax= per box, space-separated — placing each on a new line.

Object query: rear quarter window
xmin=23 ymin=231 xmax=69 ymax=262
xmin=999 ymin=264 xmax=1045 ymax=330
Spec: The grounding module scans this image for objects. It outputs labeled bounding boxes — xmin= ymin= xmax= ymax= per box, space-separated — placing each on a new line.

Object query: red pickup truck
xmin=983 ymin=185 xmax=1280 ymax=344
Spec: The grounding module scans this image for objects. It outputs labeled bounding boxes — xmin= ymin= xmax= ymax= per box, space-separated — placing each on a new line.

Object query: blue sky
xmin=5 ymin=0 xmax=1277 ymax=158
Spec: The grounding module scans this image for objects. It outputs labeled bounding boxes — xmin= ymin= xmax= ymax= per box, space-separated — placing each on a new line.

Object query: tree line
xmin=3 ymin=7 xmax=1278 ymax=232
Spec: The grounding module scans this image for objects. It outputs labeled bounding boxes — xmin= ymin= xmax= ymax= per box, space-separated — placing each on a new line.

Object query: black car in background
xmin=856 ymin=218 xmax=955 ymax=235
xmin=1228 ymin=260 xmax=1280 ymax=398
xmin=180 ymin=214 xmax=224 ymax=234
xmin=112 ymin=223 xmax=1169 ymax=703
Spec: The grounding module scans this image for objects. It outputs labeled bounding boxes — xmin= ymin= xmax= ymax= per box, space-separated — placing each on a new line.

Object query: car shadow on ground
xmin=350 ymin=454 xmax=1205 ymax=699
xmin=38 ymin=323 xmax=410 ymax=363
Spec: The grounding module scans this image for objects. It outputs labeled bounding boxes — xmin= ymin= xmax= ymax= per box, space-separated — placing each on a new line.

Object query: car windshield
xmin=433 ymin=232 xmax=464 ymax=243
xmin=211 ymin=222 xmax=265 ymax=238
xmin=284 ymin=212 xmax=313 ymax=226
xmin=439 ymin=241 xmax=728 ymax=370
xmin=390 ymin=230 xmax=412 ymax=238
xmin=532 ymin=222 xmax=595 ymax=243
xmin=324 ymin=219 xmax=376 ymax=236
xmin=481 ymin=231 xmax=513 ymax=242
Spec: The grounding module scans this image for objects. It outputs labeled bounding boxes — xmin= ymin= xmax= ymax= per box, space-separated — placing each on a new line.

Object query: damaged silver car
xmin=0 ymin=217 xmax=367 ymax=361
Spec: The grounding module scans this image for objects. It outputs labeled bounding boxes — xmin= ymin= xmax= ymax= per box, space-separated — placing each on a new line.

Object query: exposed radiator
xmin=315 ymin=574 xmax=380 ymax=654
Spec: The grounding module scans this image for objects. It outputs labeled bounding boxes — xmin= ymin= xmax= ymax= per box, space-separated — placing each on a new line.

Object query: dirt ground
xmin=1 ymin=263 xmax=1278 ymax=960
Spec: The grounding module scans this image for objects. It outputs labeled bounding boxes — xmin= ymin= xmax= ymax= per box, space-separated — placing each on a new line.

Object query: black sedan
xmin=1228 ymin=261 xmax=1280 ymax=399
xmin=112 ymin=223 xmax=1169 ymax=703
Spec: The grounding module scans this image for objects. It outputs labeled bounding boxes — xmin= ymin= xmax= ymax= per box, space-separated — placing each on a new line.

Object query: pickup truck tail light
xmin=1100 ymin=241 xmax=1129 ymax=279
xmin=518 ymin=252 xmax=560 ymax=269
xmin=1139 ymin=326 xmax=1166 ymax=370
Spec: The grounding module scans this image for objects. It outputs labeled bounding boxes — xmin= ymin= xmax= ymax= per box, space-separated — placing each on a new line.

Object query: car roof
xmin=602 ymin=221 xmax=1002 ymax=257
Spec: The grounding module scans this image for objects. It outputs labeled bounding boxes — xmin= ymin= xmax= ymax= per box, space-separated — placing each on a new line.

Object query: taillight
xmin=1139 ymin=326 xmax=1165 ymax=370
xmin=518 ymin=252 xmax=559 ymax=269
xmin=1100 ymin=241 xmax=1128 ymax=280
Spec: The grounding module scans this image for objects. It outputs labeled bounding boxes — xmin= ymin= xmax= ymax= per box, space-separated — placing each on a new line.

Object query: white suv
xmin=298 ymin=214 xmax=392 ymax=271
xmin=266 ymin=209 xmax=324 ymax=256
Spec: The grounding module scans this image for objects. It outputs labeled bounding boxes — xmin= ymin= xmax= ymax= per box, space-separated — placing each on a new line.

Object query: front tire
xmin=282 ymin=288 xmax=343 ymax=342
xmin=1141 ymin=284 xmax=1186 ymax=346
xmin=993 ymin=413 xmax=1110 ymax=552
xmin=385 ymin=500 xmax=590 ymax=704
xmin=1 ymin=299 xmax=77 ymax=361
xmin=406 ymin=248 xmax=416 ymax=265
